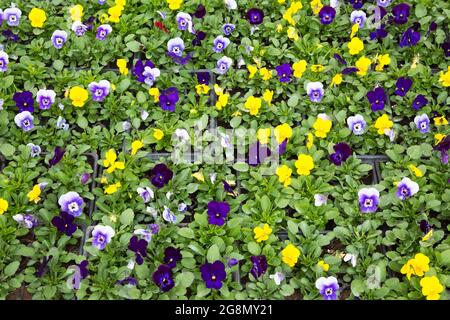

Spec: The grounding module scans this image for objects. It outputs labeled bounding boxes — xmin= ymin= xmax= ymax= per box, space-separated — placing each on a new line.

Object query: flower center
xmin=354 ymin=124 xmax=361 ymax=130
xmin=216 ymin=213 xmax=220 ymax=217
xmin=313 ymin=92 xmax=319 ymax=97
xmin=98 ymin=235 xmax=105 ymax=243
xmin=181 ymin=20 xmax=186 ymax=26
xmin=325 ymin=288 xmax=333 ymax=296
xmin=69 ymin=202 xmax=79 ymax=212
xmin=253 ymin=15 xmax=259 ymax=21
xmin=23 ymin=120 xmax=30 ymax=126
xmin=401 ymin=187 xmax=408 ymax=195
xmin=173 ymin=47 xmax=180 ymax=53
xmin=217 ymin=43 xmax=223 ymax=49
xmin=324 ymin=15 xmax=330 ymax=21
xmin=56 ymin=38 xmax=63 ymax=45
xmin=10 ymin=16 xmax=17 ymax=22
xmin=100 ymin=31 xmax=106 ymax=37
xmin=211 ymin=275 xmax=216 ymax=280
xmin=364 ymin=199 xmax=373 ymax=207
xmin=0 ymin=61 xmax=3 ymax=67
xmin=96 ymin=89 xmax=103 ymax=96
xmin=420 ymin=122 xmax=427 ymax=129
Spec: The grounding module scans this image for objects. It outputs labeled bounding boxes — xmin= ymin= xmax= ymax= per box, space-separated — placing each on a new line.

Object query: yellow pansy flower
xmin=434 ymin=134 xmax=445 ymax=144
xmin=167 ymin=0 xmax=183 ymax=10
xmin=287 ymin=27 xmax=299 ymax=41
xmin=247 ymin=65 xmax=258 ymax=79
xmin=117 ymin=59 xmax=129 ymax=75
xmin=355 ymin=56 xmax=372 ymax=76
xmin=281 ymin=244 xmax=301 ymax=267
xmin=257 ymin=128 xmax=271 ymax=145
xmin=422 ymin=230 xmax=433 ymax=241
xmin=350 ymin=23 xmax=359 ymax=39
xmin=317 ymin=260 xmax=330 ymax=272
xmin=192 ymin=172 xmax=205 ymax=182
xmin=311 ymin=64 xmax=325 ymax=72
xmin=420 ymin=276 xmax=443 ymax=300
xmin=439 ymin=66 xmax=450 ymax=87
xmin=104 ymin=182 xmax=121 ymax=194
xmin=216 ymin=93 xmax=229 ymax=110
xmin=149 ymin=88 xmax=160 ymax=103
xmin=131 ymin=140 xmax=143 ymax=156
xmin=109 ymin=5 xmax=124 ymax=23
xmin=196 ymin=84 xmax=210 ymax=95
xmin=306 ymin=132 xmax=314 ymax=149
xmin=263 ymin=89 xmax=274 ymax=106
xmin=274 ymin=123 xmax=293 ymax=144
xmin=244 ymin=96 xmax=262 ymax=116
xmin=434 ymin=116 xmax=448 ymax=126
xmin=295 ymin=154 xmax=314 ymax=176
xmin=27 ymin=185 xmax=41 ymax=203
xmin=400 ymin=253 xmax=430 ymax=280
xmin=331 ymin=73 xmax=343 ymax=86
xmin=259 ymin=68 xmax=272 ymax=81
xmin=276 ymin=24 xmax=283 ymax=32
xmin=374 ymin=114 xmax=393 ymax=135
xmin=69 ymin=86 xmax=89 ymax=107
xmin=254 ymin=224 xmax=273 ymax=242
xmin=70 ymin=5 xmax=83 ymax=22
xmin=0 ymin=198 xmax=8 ymax=215
xmin=153 ymin=129 xmax=164 ymax=141
xmin=28 ymin=8 xmax=47 ymax=28
xmin=311 ymin=0 xmax=323 ymax=15
xmin=348 ymin=37 xmax=364 ymax=55
xmin=276 ymin=165 xmax=292 ymax=187
xmin=408 ymin=164 xmax=423 ymax=178
xmin=375 ymin=54 xmax=391 ymax=71
xmin=293 ymin=60 xmax=307 ymax=78
xmin=313 ymin=117 xmax=332 ymax=138
xmin=103 ymin=149 xmax=125 ymax=173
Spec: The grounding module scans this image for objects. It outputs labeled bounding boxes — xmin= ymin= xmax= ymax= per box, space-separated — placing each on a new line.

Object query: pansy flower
xmin=412 ymin=94 xmax=428 ymax=110
xmin=128 ymin=236 xmax=148 ymax=265
xmin=213 ymin=35 xmax=230 ymax=53
xmin=223 ymin=23 xmax=235 ymax=36
xmin=306 ymin=82 xmax=324 ymax=102
xmin=348 ymin=0 xmax=364 ymax=9
xmin=358 ymin=188 xmax=380 ymax=213
xmin=377 ymin=0 xmax=392 ymax=7
xmin=315 ymin=276 xmax=339 ymax=300
xmin=200 ymin=261 xmax=227 ymax=289
xmin=319 ymin=6 xmax=336 ymax=25
xmin=158 ymin=87 xmax=179 ymax=112
xmin=88 ymin=80 xmax=110 ymax=102
xmin=137 ymin=187 xmax=154 ymax=203
xmin=51 ymin=211 xmax=77 ymax=236
xmin=400 ymin=27 xmax=420 ymax=48
xmin=329 ymin=143 xmax=352 ymax=165
xmin=367 ymin=87 xmax=387 ymax=111
xmin=250 ymin=255 xmax=267 ymax=278
xmin=442 ymin=42 xmax=450 ymax=57
xmin=207 ymin=201 xmax=230 ymax=226
xmin=275 ymin=64 xmax=293 ymax=83
xmin=396 ymin=177 xmax=419 ymax=200
xmin=350 ymin=10 xmax=366 ymax=28
xmin=152 ymin=265 xmax=174 ymax=292
xmin=49 ymin=146 xmax=65 ymax=167
xmin=27 ymin=143 xmax=42 ymax=157
xmin=392 ymin=3 xmax=410 ymax=24
xmin=176 ymin=12 xmax=194 ymax=33
xmin=92 ymin=225 xmax=115 ymax=250
xmin=224 ymin=0 xmax=237 ymax=10
xmin=370 ymin=24 xmax=388 ymax=41
xmin=149 ymin=164 xmax=173 ymax=188
xmin=4 ymin=7 xmax=22 ymax=27
xmin=51 ymin=30 xmax=68 ymax=49
xmin=14 ymin=111 xmax=34 ymax=131
xmin=96 ymin=24 xmax=112 ymax=40
xmin=72 ymin=21 xmax=88 ymax=36
xmin=13 ymin=214 xmax=38 ymax=229
xmin=0 ymin=51 xmax=9 ymax=72
xmin=414 ymin=114 xmax=430 ymax=134
xmin=36 ymin=89 xmax=56 ymax=110
xmin=133 ymin=59 xmax=156 ymax=83
xmin=167 ymin=37 xmax=185 ymax=57
xmin=69 ymin=86 xmax=89 ymax=107
xmin=246 ymin=8 xmax=264 ymax=25
xmin=58 ymin=192 xmax=84 ymax=217
xmin=164 ymin=247 xmax=182 ymax=268
xmin=193 ymin=4 xmax=206 ymax=18
xmin=103 ymin=149 xmax=125 ymax=173
xmin=395 ymin=77 xmax=412 ymax=96
xmin=347 ymin=114 xmax=366 ymax=135
xmin=216 ymin=56 xmax=232 ymax=74
xmin=13 ymin=91 xmax=34 ymax=112
xmin=434 ymin=135 xmax=449 ymax=164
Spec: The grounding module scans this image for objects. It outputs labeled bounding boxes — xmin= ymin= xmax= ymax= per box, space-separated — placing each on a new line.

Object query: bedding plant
xmin=0 ymin=0 xmax=449 ymax=300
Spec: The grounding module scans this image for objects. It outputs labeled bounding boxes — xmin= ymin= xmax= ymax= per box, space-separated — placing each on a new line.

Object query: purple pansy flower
xmin=4 ymin=7 xmax=22 ymax=27
xmin=51 ymin=211 xmax=77 ymax=236
xmin=377 ymin=0 xmax=392 ymax=7
xmin=14 ymin=111 xmax=34 ymax=131
xmin=419 ymin=220 xmax=432 ymax=235
xmin=347 ymin=114 xmax=366 ymax=135
xmin=116 ymin=277 xmax=138 ymax=286
xmin=275 ymin=64 xmax=293 ymax=83
xmin=216 ymin=56 xmax=232 ymax=74
xmin=367 ymin=87 xmax=387 ymax=111
xmin=228 ymin=258 xmax=239 ymax=267
xmin=36 ymin=89 xmax=56 ymax=110
xmin=399 ymin=28 xmax=420 ymax=48
xmin=348 ymin=0 xmax=364 ymax=9
xmin=223 ymin=23 xmax=235 ymax=36
xmin=395 ymin=77 xmax=412 ymax=97
xmin=306 ymin=82 xmax=324 ymax=102
xmin=248 ymin=142 xmax=272 ymax=166
xmin=442 ymin=42 xmax=450 ymax=57
xmin=392 ymin=3 xmax=410 ymax=25
xmin=197 ymin=72 xmax=210 ymax=85
xmin=128 ymin=236 xmax=148 ymax=265
xmin=315 ymin=276 xmax=339 ymax=300
xmin=51 ymin=30 xmax=68 ymax=49
xmin=319 ymin=6 xmax=336 ymax=25
xmin=13 ymin=214 xmax=38 ymax=229
xmin=2 ymin=29 xmax=20 ymax=42
xmin=96 ymin=24 xmax=112 ymax=40
xmin=342 ymin=67 xmax=358 ymax=74
xmin=80 ymin=173 xmax=90 ymax=185
xmin=193 ymin=4 xmax=206 ymax=18
xmin=200 ymin=261 xmax=227 ymax=289
xmin=71 ymin=21 xmax=88 ymax=36
xmin=162 ymin=206 xmax=177 ymax=224
xmin=213 ymin=35 xmax=230 ymax=53
xmin=167 ymin=37 xmax=185 ymax=57
xmin=152 ymin=265 xmax=175 ymax=292
xmin=49 ymin=146 xmax=65 ymax=167
xmin=13 ymin=91 xmax=34 ymax=112
xmin=67 ymin=260 xmax=89 ymax=290
xmin=132 ymin=59 xmax=156 ymax=83
xmin=358 ymin=187 xmax=380 ymax=213
xmin=333 ymin=54 xmax=347 ymax=65
xmin=246 ymin=8 xmax=264 ymax=25
xmin=36 ymin=256 xmax=52 ymax=278
xmin=0 ymin=51 xmax=9 ymax=72
xmin=92 ymin=225 xmax=115 ymax=250
xmin=370 ymin=24 xmax=388 ymax=41
xmin=250 ymin=255 xmax=267 ymax=278
xmin=350 ymin=10 xmax=366 ymax=28
xmin=137 ymin=186 xmax=154 ymax=203
xmin=159 ymin=87 xmax=179 ymax=112
xmin=412 ymin=94 xmax=428 ymax=110
xmin=434 ymin=135 xmax=449 ymax=164
xmin=58 ymin=191 xmax=84 ymax=217
xmin=176 ymin=12 xmax=194 ymax=33
xmin=414 ymin=114 xmax=430 ymax=134
xmin=193 ymin=30 xmax=206 ymax=46
xmin=329 ymin=143 xmax=352 ymax=165
xmin=88 ymin=80 xmax=111 ymax=102
xmin=167 ymin=51 xmax=192 ymax=65
xmin=396 ymin=177 xmax=419 ymax=200
xmin=149 ymin=163 xmax=173 ymax=188
xmin=207 ymin=201 xmax=230 ymax=226
xmin=27 ymin=143 xmax=41 ymax=157
xmin=164 ymin=247 xmax=182 ymax=269
xmin=278 ymin=139 xmax=288 ymax=156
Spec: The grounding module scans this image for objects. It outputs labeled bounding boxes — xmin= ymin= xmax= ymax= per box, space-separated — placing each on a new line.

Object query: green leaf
xmin=287 ymin=94 xmax=299 ymax=107
xmin=207 ymin=244 xmax=221 ymax=262
xmin=120 ymin=208 xmax=134 ymax=226
xmin=53 ymin=60 xmax=64 ymax=71
xmin=260 ymin=195 xmax=271 ymax=212
xmin=178 ymin=227 xmax=195 ymax=239
xmin=0 ymin=143 xmax=16 ymax=157
xmin=178 ymin=272 xmax=195 ymax=287
xmin=76 ymin=116 xmax=88 ymax=129
xmin=137 ymin=91 xmax=147 ymax=104
xmin=247 ymin=241 xmax=261 ymax=255
xmin=126 ymin=40 xmax=142 ymax=52
xmin=415 ymin=4 xmax=427 ymax=18
xmin=439 ymin=249 xmax=450 ymax=267
xmin=3 ymin=261 xmax=20 ymax=277
xmin=351 ymin=278 xmax=366 ymax=297
xmin=17 ymin=246 xmax=35 ymax=257
xmin=233 ymin=162 xmax=249 ymax=172
xmin=407 ymin=145 xmax=422 ymax=159
xmin=287 ymin=220 xmax=299 ymax=235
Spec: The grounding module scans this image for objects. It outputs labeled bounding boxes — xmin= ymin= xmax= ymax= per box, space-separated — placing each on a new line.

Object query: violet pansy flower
xmin=392 ymin=3 xmax=410 ymax=25
xmin=4 ymin=7 xmax=22 ymax=27
xmin=350 ymin=10 xmax=366 ymax=28
xmin=399 ymin=28 xmax=420 ymax=48
xmin=49 ymin=146 xmax=65 ymax=167
xmin=88 ymin=80 xmax=111 ymax=102
xmin=250 ymin=255 xmax=267 ymax=278
xmin=51 ymin=30 xmax=68 ymax=49
xmin=412 ymin=94 xmax=428 ymax=110
xmin=176 ymin=12 xmax=195 ymax=33
xmin=142 ymin=66 xmax=161 ymax=86
xmin=132 ymin=59 xmax=156 ymax=83
xmin=347 ymin=114 xmax=366 ymax=135
xmin=200 ymin=261 xmax=227 ymax=289
xmin=13 ymin=91 xmax=34 ymax=113
xmin=167 ymin=37 xmax=185 ymax=57
xmin=162 ymin=206 xmax=177 ymax=223
xmin=36 ymin=89 xmax=56 ymax=110
xmin=319 ymin=6 xmax=336 ymax=25
xmin=149 ymin=163 xmax=173 ymax=188
xmin=27 ymin=143 xmax=42 ymax=157
xmin=51 ymin=211 xmax=77 ymax=236
xmin=13 ymin=214 xmax=38 ymax=229
xmin=216 ymin=56 xmax=232 ymax=74
xmin=213 ymin=35 xmax=230 ymax=53
xmin=72 ymin=21 xmax=88 ymax=36
xmin=367 ymin=87 xmax=387 ymax=111
xmin=246 ymin=8 xmax=264 ymax=25
xmin=128 ymin=236 xmax=148 ymax=265
xmin=275 ymin=64 xmax=293 ymax=83
xmin=329 ymin=143 xmax=352 ymax=166
xmin=164 ymin=247 xmax=182 ymax=269
xmin=434 ymin=136 xmax=449 ymax=164
xmin=14 ymin=111 xmax=34 ymax=131
xmin=152 ymin=265 xmax=174 ymax=292
xmin=137 ymin=186 xmax=154 ymax=203
xmin=396 ymin=177 xmax=419 ymax=200
xmin=92 ymin=225 xmax=115 ymax=250
xmin=0 ymin=51 xmax=9 ymax=72
xmin=377 ymin=0 xmax=392 ymax=7
xmin=306 ymin=82 xmax=324 ymax=102
xmin=414 ymin=114 xmax=430 ymax=134
xmin=358 ymin=188 xmax=380 ymax=213
xmin=159 ymin=87 xmax=179 ymax=112
xmin=315 ymin=276 xmax=339 ymax=300
xmin=58 ymin=191 xmax=84 ymax=217
xmin=96 ymin=24 xmax=112 ymax=40
xmin=349 ymin=0 xmax=364 ymax=9
xmin=207 ymin=201 xmax=230 ymax=226
xmin=395 ymin=77 xmax=412 ymax=97
xmin=223 ymin=23 xmax=235 ymax=36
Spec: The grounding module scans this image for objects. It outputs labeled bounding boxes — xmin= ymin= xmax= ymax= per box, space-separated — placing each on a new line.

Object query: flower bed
xmin=0 ymin=0 xmax=449 ymax=301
